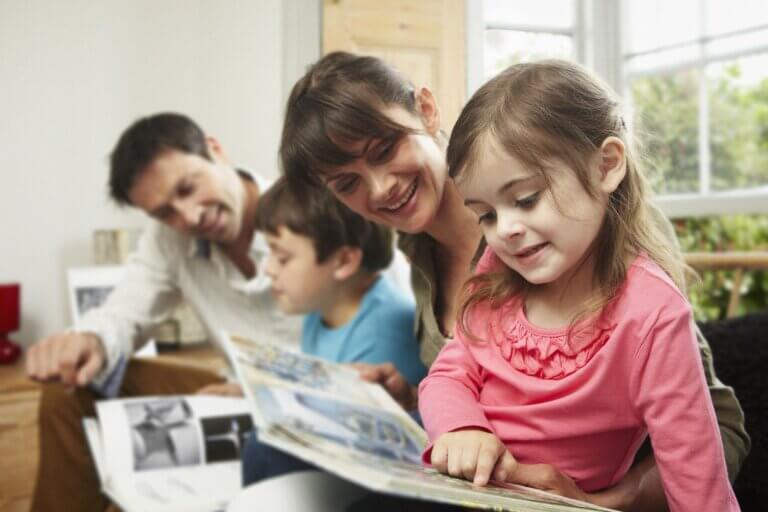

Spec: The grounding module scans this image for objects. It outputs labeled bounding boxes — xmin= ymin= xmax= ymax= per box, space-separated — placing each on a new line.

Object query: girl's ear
xmin=414 ymin=86 xmax=441 ymax=136
xmin=332 ymin=246 xmax=363 ymax=281
xmin=597 ymin=136 xmax=627 ymax=194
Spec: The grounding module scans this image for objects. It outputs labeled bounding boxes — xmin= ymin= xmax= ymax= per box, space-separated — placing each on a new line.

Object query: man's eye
xmin=516 ymin=192 xmax=540 ymax=210
xmin=178 ymin=181 xmax=195 ymax=198
xmin=478 ymin=211 xmax=496 ymax=224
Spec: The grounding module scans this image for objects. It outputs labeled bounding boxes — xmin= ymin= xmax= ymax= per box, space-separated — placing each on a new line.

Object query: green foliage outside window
xmin=632 ymin=60 xmax=768 ymax=320
xmin=674 ymin=216 xmax=768 ymax=320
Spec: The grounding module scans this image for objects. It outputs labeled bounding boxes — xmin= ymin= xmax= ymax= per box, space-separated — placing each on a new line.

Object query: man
xmin=26 ymin=112 xmax=302 ymax=511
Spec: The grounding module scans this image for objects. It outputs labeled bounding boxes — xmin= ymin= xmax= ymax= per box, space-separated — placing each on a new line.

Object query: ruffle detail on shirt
xmin=488 ymin=303 xmax=616 ymax=380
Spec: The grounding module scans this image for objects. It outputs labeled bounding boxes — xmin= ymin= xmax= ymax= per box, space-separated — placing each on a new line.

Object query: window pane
xmin=625 ymin=0 xmax=699 ymax=55
xmin=483 ymin=0 xmax=574 ymax=29
xmin=625 ymin=44 xmax=701 ymax=77
xmin=630 ymin=70 xmax=700 ymax=194
xmin=706 ymin=26 xmax=768 ymax=60
xmin=484 ymin=30 xmax=573 ymax=78
xmin=706 ymin=0 xmax=768 ymax=38
xmin=709 ymin=54 xmax=768 ymax=191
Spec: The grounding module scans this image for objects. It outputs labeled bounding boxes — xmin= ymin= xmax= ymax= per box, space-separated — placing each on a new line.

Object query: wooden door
xmin=323 ymin=0 xmax=466 ymax=131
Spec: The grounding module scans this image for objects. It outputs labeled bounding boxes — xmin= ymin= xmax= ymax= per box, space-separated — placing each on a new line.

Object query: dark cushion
xmin=699 ymin=312 xmax=768 ymax=511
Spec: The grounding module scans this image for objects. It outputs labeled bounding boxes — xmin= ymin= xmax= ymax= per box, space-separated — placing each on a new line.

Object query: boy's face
xmin=263 ymin=226 xmax=338 ymax=315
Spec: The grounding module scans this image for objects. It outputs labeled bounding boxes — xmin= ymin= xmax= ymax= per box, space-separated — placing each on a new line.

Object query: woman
xmin=278 ymin=51 xmax=748 ymax=509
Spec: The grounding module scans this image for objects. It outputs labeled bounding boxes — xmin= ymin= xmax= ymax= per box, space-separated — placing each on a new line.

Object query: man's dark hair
xmin=109 ymin=112 xmax=211 ymax=205
xmin=255 ymin=177 xmax=393 ymax=274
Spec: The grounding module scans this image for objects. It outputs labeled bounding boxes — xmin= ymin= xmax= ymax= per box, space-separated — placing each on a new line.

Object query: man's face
xmin=263 ymin=226 xmax=338 ymax=315
xmin=128 ymin=148 xmax=244 ymax=242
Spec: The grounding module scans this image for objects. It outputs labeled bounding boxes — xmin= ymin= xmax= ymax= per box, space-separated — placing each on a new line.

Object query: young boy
xmin=257 ymin=176 xmax=425 ymax=382
xmin=241 ymin=177 xmax=426 ymax=484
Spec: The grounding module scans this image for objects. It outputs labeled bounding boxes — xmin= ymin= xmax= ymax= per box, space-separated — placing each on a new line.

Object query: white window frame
xmin=468 ymin=0 xmax=581 ymax=95
xmin=466 ymin=1 xmax=623 ymax=94
xmin=619 ymin=0 xmax=768 ymax=218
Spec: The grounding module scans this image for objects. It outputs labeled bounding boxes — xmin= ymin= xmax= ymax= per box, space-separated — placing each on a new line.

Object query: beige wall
xmin=0 ymin=0 xmax=321 ymax=346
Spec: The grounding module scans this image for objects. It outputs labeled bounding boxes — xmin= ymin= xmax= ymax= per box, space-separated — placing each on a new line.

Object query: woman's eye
xmin=335 ymin=176 xmax=359 ymax=194
xmin=478 ymin=211 xmax=496 ymax=224
xmin=374 ymin=141 xmax=395 ymax=162
xmin=516 ymin=192 xmax=540 ymax=210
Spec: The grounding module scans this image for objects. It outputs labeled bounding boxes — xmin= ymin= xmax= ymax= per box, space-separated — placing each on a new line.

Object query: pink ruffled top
xmin=486 ymin=300 xmax=616 ymax=380
xmin=419 ymin=248 xmax=739 ymax=510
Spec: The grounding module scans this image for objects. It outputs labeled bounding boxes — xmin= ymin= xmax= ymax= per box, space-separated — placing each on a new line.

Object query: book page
xmin=94 ymin=395 xmax=251 ymax=512
xmin=224 ymin=332 xmax=617 ymax=512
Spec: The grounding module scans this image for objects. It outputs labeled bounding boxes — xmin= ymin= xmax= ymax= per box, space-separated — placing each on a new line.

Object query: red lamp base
xmin=0 ymin=337 xmax=21 ymax=365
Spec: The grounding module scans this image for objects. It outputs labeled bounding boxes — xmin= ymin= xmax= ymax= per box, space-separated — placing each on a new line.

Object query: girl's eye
xmin=515 ymin=192 xmax=540 ymax=210
xmin=335 ymin=176 xmax=359 ymax=194
xmin=478 ymin=211 xmax=496 ymax=225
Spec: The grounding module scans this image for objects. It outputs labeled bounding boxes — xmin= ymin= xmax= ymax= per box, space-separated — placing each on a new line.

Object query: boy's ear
xmin=597 ymin=136 xmax=627 ymax=194
xmin=206 ymin=135 xmax=231 ymax=165
xmin=332 ymin=246 xmax=364 ymax=281
xmin=414 ymin=86 xmax=441 ymax=136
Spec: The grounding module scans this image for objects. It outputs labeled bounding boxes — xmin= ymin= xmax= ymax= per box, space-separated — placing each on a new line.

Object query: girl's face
xmin=458 ymin=139 xmax=611 ymax=291
xmin=320 ymin=105 xmax=448 ymax=234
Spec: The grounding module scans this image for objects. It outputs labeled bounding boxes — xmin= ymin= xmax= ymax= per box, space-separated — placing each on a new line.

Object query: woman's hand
xmin=430 ymin=429 xmax=518 ymax=486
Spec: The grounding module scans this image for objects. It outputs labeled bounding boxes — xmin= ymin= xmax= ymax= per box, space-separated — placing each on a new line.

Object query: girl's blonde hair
xmin=448 ymin=60 xmax=690 ymax=338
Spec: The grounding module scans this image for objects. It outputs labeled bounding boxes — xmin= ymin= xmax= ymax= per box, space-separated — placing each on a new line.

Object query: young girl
xmin=418 ymin=60 xmax=739 ymax=511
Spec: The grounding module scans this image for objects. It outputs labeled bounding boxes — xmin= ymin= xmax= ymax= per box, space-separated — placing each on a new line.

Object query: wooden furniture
xmin=685 ymin=251 xmax=768 ymax=318
xmin=0 ymin=357 xmax=40 ymax=512
xmin=0 ymin=344 xmax=226 ymax=512
xmin=323 ymin=0 xmax=466 ymax=130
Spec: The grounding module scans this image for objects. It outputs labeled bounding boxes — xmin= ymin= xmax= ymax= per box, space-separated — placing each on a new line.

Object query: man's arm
xmin=27 ymin=222 xmax=183 ymax=390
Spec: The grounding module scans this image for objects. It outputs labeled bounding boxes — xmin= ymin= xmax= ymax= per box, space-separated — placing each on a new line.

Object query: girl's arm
xmin=419 ymin=336 xmax=493 ymax=458
xmin=420 ymin=336 xmax=528 ymax=487
xmin=629 ymin=303 xmax=739 ymax=512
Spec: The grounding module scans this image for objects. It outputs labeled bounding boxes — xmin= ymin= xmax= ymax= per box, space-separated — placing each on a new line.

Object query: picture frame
xmin=67 ymin=265 xmax=125 ymax=326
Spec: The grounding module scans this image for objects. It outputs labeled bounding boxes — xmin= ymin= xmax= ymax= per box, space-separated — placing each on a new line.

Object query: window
xmin=468 ymin=0 xmax=582 ymax=93
xmin=623 ymin=0 xmax=768 ymax=217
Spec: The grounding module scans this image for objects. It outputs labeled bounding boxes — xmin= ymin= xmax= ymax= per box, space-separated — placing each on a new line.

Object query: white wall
xmin=0 ymin=0 xmax=320 ymax=346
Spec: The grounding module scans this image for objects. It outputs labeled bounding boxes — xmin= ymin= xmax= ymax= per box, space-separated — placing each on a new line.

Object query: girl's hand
xmin=430 ymin=429 xmax=517 ymax=486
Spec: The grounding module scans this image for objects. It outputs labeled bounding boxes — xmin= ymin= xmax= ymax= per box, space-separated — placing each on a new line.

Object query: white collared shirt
xmin=78 ymin=173 xmax=302 ymax=392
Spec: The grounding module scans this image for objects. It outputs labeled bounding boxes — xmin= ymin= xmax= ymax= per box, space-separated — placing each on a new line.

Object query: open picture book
xmin=83 ymin=394 xmax=252 ymax=512
xmin=222 ymin=332 xmax=617 ymax=512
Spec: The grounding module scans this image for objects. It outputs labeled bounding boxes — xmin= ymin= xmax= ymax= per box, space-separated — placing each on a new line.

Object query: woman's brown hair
xmin=448 ymin=60 xmax=690 ymax=340
xmin=280 ymin=51 xmax=419 ymax=187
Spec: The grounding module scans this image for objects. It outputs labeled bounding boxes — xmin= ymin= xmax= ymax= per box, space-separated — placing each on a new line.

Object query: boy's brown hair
xmin=255 ymin=177 xmax=393 ymax=273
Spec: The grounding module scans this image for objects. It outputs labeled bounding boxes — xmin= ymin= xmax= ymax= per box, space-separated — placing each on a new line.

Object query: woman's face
xmin=320 ymin=105 xmax=448 ymax=234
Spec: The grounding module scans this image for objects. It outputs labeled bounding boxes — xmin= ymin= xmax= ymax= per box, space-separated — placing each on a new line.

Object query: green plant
xmin=674 ymin=216 xmax=768 ymax=320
